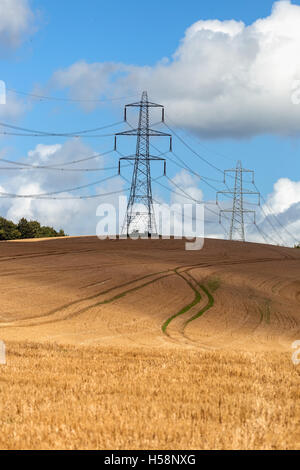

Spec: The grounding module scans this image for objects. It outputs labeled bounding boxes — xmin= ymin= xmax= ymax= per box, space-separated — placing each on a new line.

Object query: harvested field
xmin=0 ymin=236 xmax=299 ymax=449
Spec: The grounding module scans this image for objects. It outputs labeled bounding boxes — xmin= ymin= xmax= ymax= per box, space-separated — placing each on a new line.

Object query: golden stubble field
xmin=0 ymin=236 xmax=299 ymax=449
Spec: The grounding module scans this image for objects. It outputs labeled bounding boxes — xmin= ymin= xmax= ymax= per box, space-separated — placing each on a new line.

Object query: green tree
xmin=17 ymin=218 xmax=35 ymax=239
xmin=0 ymin=217 xmax=21 ymax=240
xmin=0 ymin=216 xmax=66 ymax=240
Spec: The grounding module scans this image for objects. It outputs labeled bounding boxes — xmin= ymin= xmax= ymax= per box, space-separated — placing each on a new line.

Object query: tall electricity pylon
xmin=216 ymin=160 xmax=260 ymax=241
xmin=115 ymin=91 xmax=172 ymax=236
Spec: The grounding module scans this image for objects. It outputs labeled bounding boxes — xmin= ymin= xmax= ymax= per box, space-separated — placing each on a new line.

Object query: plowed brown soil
xmin=0 ymin=237 xmax=299 ymax=449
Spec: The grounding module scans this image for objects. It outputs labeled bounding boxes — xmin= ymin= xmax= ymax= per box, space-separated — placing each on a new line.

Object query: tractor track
xmin=0 ymin=249 xmax=298 ymax=351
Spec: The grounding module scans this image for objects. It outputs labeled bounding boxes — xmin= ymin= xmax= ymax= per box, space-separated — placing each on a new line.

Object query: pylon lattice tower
xmin=115 ymin=91 xmax=171 ymax=236
xmin=216 ymin=160 xmax=260 ymax=242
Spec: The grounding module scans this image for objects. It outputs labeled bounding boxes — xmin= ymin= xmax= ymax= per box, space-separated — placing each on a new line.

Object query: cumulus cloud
xmin=254 ymin=177 xmax=300 ymax=245
xmin=170 ymin=169 xmax=203 ymax=205
xmin=0 ymin=0 xmax=35 ymax=48
xmin=51 ymin=61 xmax=127 ymax=112
xmin=264 ymin=177 xmax=300 ymax=214
xmin=0 ymin=139 xmax=126 ymax=235
xmin=50 ymin=1 xmax=300 ymax=138
xmin=0 ymin=89 xmax=27 ymax=121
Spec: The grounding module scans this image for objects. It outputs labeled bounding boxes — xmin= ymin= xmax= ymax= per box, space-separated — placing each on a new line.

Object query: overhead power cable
xmin=0 ymin=131 xmax=120 ymax=138
xmin=0 ymin=120 xmax=124 ymax=138
xmin=0 ymin=174 xmax=119 ymax=199
xmin=254 ymin=222 xmax=280 ymax=246
xmin=20 ymin=187 xmax=130 ymax=201
xmin=124 ymin=120 xmax=222 ymax=191
xmin=0 ymin=149 xmax=114 ymax=169
xmin=168 ymin=151 xmax=234 ymax=195
xmin=0 ymin=164 xmax=130 ymax=172
xmin=165 ymin=114 xmax=236 ymax=164
xmin=164 ymin=175 xmax=204 ymax=205
xmin=253 ymin=182 xmax=299 ymax=244
xmin=7 ymin=88 xmax=138 ymax=104
xmin=164 ymin=121 xmax=225 ymax=175
xmin=258 ymin=205 xmax=288 ymax=245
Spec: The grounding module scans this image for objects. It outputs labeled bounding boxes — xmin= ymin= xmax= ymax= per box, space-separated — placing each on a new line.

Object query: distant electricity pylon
xmin=216 ymin=160 xmax=260 ymax=242
xmin=115 ymin=91 xmax=172 ymax=236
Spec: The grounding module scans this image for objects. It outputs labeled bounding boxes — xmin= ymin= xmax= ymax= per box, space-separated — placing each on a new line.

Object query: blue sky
xmin=0 ymin=0 xmax=300 ymax=243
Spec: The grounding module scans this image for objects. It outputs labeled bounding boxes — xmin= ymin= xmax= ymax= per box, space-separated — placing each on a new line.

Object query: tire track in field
xmin=0 ymin=269 xmax=174 ymax=328
xmin=161 ymin=268 xmax=216 ymax=347
xmin=161 ymin=269 xmax=202 ymax=335
xmin=183 ymin=274 xmax=214 ymax=327
xmin=1 ymin=249 xmax=298 ymax=341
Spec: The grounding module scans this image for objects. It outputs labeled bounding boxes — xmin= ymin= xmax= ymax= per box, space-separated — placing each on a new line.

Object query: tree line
xmin=0 ymin=216 xmax=66 ymax=240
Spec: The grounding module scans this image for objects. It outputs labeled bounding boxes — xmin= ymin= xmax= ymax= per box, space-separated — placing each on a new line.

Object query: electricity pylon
xmin=216 ymin=160 xmax=260 ymax=241
xmin=115 ymin=91 xmax=172 ymax=237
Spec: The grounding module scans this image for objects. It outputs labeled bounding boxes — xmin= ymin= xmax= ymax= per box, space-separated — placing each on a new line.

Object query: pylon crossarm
xmin=125 ymin=101 xmax=164 ymax=108
xmin=116 ymin=128 xmax=171 ymax=137
xmin=120 ymin=155 xmax=165 ymax=161
xmin=218 ymin=190 xmax=260 ymax=195
xmin=224 ymin=167 xmax=255 ymax=185
xmin=225 ymin=168 xmax=253 ymax=174
xmin=124 ymin=102 xmax=165 ymax=122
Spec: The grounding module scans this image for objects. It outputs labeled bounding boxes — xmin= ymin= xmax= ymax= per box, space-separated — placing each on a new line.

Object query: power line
xmin=7 ymin=88 xmax=138 ymax=103
xmin=0 ymin=120 xmax=124 ymax=138
xmin=124 ymin=119 xmax=222 ymax=191
xmin=258 ymin=205 xmax=287 ymax=245
xmin=253 ymin=182 xmax=299 ymax=244
xmin=165 ymin=114 xmax=236 ymax=164
xmin=254 ymin=222 xmax=281 ymax=246
xmin=164 ymin=121 xmax=225 ymax=175
xmin=164 ymin=175 xmax=203 ymax=204
xmin=0 ymin=164 xmax=129 ymax=172
xmin=29 ymin=187 xmax=130 ymax=201
xmin=0 ymin=148 xmax=114 ymax=169
xmin=0 ymin=174 xmax=119 ymax=198
xmin=166 ymin=150 xmax=235 ymax=197
xmin=0 ymin=131 xmax=121 ymax=138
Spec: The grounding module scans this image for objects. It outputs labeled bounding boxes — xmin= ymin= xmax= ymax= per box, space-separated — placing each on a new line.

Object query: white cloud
xmin=264 ymin=177 xmax=300 ymax=214
xmin=50 ymin=1 xmax=300 ymax=138
xmin=0 ymin=139 xmax=126 ymax=235
xmin=254 ymin=176 xmax=300 ymax=245
xmin=0 ymin=0 xmax=35 ymax=48
xmin=0 ymin=90 xmax=26 ymax=121
xmin=27 ymin=143 xmax=62 ymax=162
xmin=6 ymin=140 xmax=99 ymax=191
xmin=0 ymin=80 xmax=5 ymax=104
xmin=170 ymin=169 xmax=203 ymax=205
xmin=51 ymin=61 xmax=126 ymax=112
